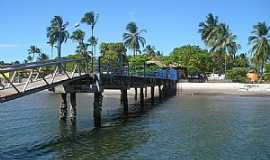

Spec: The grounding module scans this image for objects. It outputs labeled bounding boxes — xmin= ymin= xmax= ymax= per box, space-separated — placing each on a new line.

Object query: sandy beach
xmin=177 ymin=82 xmax=270 ymax=96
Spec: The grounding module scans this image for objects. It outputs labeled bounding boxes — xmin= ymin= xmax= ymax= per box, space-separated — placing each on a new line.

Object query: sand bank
xmin=177 ymin=83 xmax=270 ymax=96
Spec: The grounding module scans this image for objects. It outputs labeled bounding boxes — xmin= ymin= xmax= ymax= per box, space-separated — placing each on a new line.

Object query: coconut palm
xmin=71 ymin=29 xmax=85 ymax=44
xmin=123 ymin=22 xmax=146 ymax=57
xmin=198 ymin=13 xmax=219 ymax=46
xmin=47 ymin=16 xmax=69 ymax=58
xmin=143 ymin=45 xmax=156 ymax=56
xmin=81 ymin=12 xmax=99 ymax=38
xmin=27 ymin=45 xmax=41 ymax=61
xmin=47 ymin=37 xmax=56 ymax=59
xmin=81 ymin=11 xmax=99 ymax=71
xmin=248 ymin=22 xmax=270 ymax=78
xmin=37 ymin=53 xmax=49 ymax=62
xmin=209 ymin=23 xmax=240 ymax=74
xmin=88 ymin=36 xmax=98 ymax=57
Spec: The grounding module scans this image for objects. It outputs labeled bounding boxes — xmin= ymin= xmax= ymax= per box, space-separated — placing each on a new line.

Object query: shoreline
xmin=177 ymin=82 xmax=270 ymax=96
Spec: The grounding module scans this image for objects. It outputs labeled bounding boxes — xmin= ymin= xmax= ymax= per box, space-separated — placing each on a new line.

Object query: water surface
xmin=0 ymin=92 xmax=270 ymax=160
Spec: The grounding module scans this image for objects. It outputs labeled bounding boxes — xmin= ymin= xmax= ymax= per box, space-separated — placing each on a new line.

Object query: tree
xmin=210 ymin=24 xmax=240 ymax=74
xmin=248 ymin=22 xmax=270 ymax=78
xmin=170 ymin=45 xmax=212 ymax=75
xmin=70 ymin=29 xmax=89 ymax=56
xmin=27 ymin=45 xmax=41 ymax=62
xmin=198 ymin=13 xmax=219 ymax=46
xmin=88 ymin=36 xmax=98 ymax=57
xmin=37 ymin=53 xmax=49 ymax=62
xmin=47 ymin=16 xmax=69 ymax=58
xmin=47 ymin=36 xmax=56 ymax=59
xmin=143 ymin=45 xmax=156 ymax=56
xmin=81 ymin=11 xmax=99 ymax=39
xmin=81 ymin=11 xmax=99 ymax=71
xmin=199 ymin=14 xmax=240 ymax=75
xmin=123 ymin=22 xmax=146 ymax=57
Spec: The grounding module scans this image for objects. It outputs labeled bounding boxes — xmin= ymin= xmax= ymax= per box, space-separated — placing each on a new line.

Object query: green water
xmin=0 ymin=92 xmax=270 ymax=160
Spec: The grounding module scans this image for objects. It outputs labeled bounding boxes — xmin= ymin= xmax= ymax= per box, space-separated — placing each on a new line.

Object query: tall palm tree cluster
xmin=46 ymin=12 xmax=99 ymax=62
xmin=199 ymin=13 xmax=240 ymax=75
xmin=248 ymin=22 xmax=270 ymax=77
xmin=199 ymin=13 xmax=270 ymax=79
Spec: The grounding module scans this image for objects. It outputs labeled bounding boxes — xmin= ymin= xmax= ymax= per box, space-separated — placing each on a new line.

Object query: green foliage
xmin=170 ymin=45 xmax=212 ymax=75
xmin=263 ymin=64 xmax=270 ymax=81
xmin=226 ymin=67 xmax=248 ymax=82
xmin=100 ymin=42 xmax=127 ymax=70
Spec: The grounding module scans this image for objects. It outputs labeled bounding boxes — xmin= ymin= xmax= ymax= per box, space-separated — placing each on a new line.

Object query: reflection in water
xmin=1 ymin=92 xmax=270 ymax=160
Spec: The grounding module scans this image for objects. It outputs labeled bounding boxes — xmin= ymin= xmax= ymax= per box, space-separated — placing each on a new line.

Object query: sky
xmin=0 ymin=0 xmax=269 ymax=62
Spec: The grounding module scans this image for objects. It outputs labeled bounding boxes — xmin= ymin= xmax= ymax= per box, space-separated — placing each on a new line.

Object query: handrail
xmin=0 ymin=58 xmax=86 ymax=73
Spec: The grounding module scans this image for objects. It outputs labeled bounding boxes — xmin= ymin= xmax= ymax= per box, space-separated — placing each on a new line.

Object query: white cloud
xmin=0 ymin=44 xmax=18 ymax=48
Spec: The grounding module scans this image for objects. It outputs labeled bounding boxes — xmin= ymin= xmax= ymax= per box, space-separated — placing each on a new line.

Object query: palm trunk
xmin=57 ymin=40 xmax=61 ymax=58
xmin=91 ymin=27 xmax=94 ymax=73
xmin=133 ymin=48 xmax=136 ymax=58
xmin=51 ymin=46 xmax=53 ymax=59
xmin=224 ymin=53 xmax=227 ymax=79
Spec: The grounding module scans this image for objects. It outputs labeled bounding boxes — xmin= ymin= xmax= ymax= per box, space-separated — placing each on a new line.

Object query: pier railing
xmin=0 ymin=58 xmax=88 ymax=95
xmin=97 ymin=57 xmax=178 ymax=80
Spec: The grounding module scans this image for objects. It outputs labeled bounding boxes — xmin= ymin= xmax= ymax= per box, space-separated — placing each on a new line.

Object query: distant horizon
xmin=0 ymin=0 xmax=269 ymax=62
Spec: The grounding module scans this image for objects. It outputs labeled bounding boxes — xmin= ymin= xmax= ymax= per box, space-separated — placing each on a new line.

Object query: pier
xmin=0 ymin=57 xmax=177 ymax=128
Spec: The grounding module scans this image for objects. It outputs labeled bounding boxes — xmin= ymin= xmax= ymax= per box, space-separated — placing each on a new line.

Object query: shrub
xmin=227 ymin=67 xmax=248 ymax=83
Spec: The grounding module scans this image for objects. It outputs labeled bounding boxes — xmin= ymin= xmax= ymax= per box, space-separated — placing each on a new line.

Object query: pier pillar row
xmin=158 ymin=85 xmax=162 ymax=102
xmin=140 ymin=87 xmax=145 ymax=111
xmin=134 ymin=87 xmax=138 ymax=101
xmin=70 ymin=92 xmax=77 ymax=119
xmin=59 ymin=93 xmax=68 ymax=120
xmin=151 ymin=85 xmax=155 ymax=105
xmin=94 ymin=92 xmax=103 ymax=128
xmin=122 ymin=88 xmax=129 ymax=115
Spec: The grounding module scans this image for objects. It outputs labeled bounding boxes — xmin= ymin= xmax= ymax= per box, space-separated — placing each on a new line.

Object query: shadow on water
xmin=28 ymin=95 xmax=172 ymax=160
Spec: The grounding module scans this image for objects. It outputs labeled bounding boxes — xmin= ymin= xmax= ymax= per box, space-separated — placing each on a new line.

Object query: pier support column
xmin=140 ymin=87 xmax=144 ymax=111
xmin=70 ymin=92 xmax=77 ymax=119
xmin=151 ymin=86 xmax=155 ymax=105
xmin=120 ymin=89 xmax=123 ymax=104
xmin=145 ymin=87 xmax=148 ymax=98
xmin=122 ymin=89 xmax=128 ymax=115
xmin=134 ymin=87 xmax=138 ymax=101
xmin=158 ymin=85 xmax=162 ymax=102
xmin=94 ymin=92 xmax=103 ymax=128
xmin=59 ymin=93 xmax=68 ymax=120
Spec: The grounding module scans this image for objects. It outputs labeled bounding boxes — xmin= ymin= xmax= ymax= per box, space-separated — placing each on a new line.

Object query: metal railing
xmin=0 ymin=58 xmax=89 ymax=94
xmin=96 ymin=56 xmax=178 ymax=80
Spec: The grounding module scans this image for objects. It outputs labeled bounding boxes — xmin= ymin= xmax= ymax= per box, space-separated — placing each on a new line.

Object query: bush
xmin=226 ymin=67 xmax=248 ymax=83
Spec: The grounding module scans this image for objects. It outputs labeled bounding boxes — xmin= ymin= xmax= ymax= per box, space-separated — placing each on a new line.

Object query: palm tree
xmin=81 ymin=11 xmax=99 ymax=71
xmin=88 ymin=36 xmax=98 ymax=57
xmin=143 ymin=45 xmax=156 ymax=56
xmin=37 ymin=53 xmax=49 ymax=62
xmin=47 ymin=16 xmax=69 ymax=58
xmin=71 ymin=29 xmax=85 ymax=44
xmin=123 ymin=22 xmax=146 ymax=57
xmin=81 ymin=12 xmax=99 ymax=39
xmin=248 ymin=22 xmax=270 ymax=78
xmin=198 ymin=13 xmax=219 ymax=46
xmin=27 ymin=45 xmax=41 ymax=61
xmin=47 ymin=37 xmax=56 ymax=59
xmin=209 ymin=24 xmax=240 ymax=75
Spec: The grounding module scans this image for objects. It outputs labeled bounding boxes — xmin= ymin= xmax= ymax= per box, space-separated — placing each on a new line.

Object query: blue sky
xmin=0 ymin=0 xmax=269 ymax=62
